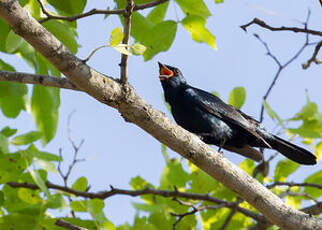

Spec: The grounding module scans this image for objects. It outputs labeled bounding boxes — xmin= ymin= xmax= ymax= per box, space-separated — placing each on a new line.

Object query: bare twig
xmin=254 ymin=15 xmax=311 ymax=122
xmin=0 ymin=70 xmax=79 ymax=91
xmin=267 ymin=181 xmax=322 ymax=189
xmin=37 ymin=0 xmax=169 ymax=23
xmin=55 ymin=219 xmax=88 ymax=230
xmin=120 ymin=0 xmax=134 ymax=84
xmin=240 ymin=18 xmax=322 ymax=37
xmin=302 ymin=40 xmax=322 ymax=69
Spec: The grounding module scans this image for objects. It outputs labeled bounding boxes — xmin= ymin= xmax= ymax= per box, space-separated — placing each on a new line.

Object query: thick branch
xmin=0 ymin=1 xmax=321 ymax=229
xmin=37 ymin=0 xmax=169 ymax=23
xmin=241 ymin=18 xmax=322 ymax=37
xmin=0 ymin=70 xmax=80 ymax=90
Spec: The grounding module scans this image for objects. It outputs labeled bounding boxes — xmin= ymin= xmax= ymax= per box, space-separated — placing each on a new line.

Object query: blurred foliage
xmin=0 ymin=0 xmax=321 ymax=229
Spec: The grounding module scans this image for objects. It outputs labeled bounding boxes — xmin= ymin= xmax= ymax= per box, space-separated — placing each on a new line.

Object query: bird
xmin=158 ymin=62 xmax=316 ymax=165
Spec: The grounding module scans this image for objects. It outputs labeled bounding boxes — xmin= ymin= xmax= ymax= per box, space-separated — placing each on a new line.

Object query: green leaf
xmin=43 ymin=20 xmax=78 ymax=53
xmin=0 ymin=59 xmax=15 ymax=71
xmin=0 ymin=152 xmax=31 ymax=183
xmin=304 ymin=171 xmax=322 ymax=199
xmin=130 ymin=176 xmax=153 ymax=190
xmin=314 ymin=141 xmax=322 ymax=162
xmin=288 ymin=120 xmax=322 ymax=138
xmin=239 ymin=159 xmax=255 ymax=175
xmin=160 ymin=157 xmax=189 ymax=189
xmin=109 ymin=27 xmax=124 ymax=47
xmin=175 ymin=0 xmax=211 ymax=18
xmin=143 ymin=20 xmax=177 ymax=61
xmin=147 ymin=1 xmax=169 ymax=24
xmin=11 ymin=131 xmax=42 ymax=145
xmin=31 ymin=85 xmax=60 ymax=145
xmin=5 ymin=30 xmax=23 ymax=53
xmin=26 ymin=144 xmax=62 ymax=162
xmin=0 ymin=81 xmax=28 ymax=118
xmin=46 ymin=193 xmax=66 ymax=209
xmin=28 ymin=169 xmax=50 ymax=196
xmin=72 ymin=177 xmax=88 ymax=192
xmin=274 ymin=159 xmax=299 ymax=182
xmin=131 ymin=43 xmax=146 ymax=55
xmin=1 ymin=126 xmax=17 ymax=137
xmin=47 ymin=0 xmax=87 ymax=15
xmin=215 ymin=0 xmax=224 ymax=3
xmin=181 ymin=15 xmax=216 ymax=50
xmin=131 ymin=12 xmax=154 ymax=43
xmin=0 ymin=134 xmax=9 ymax=154
xmin=228 ymin=87 xmax=246 ymax=109
xmin=88 ymin=199 xmax=105 ymax=214
xmin=17 ymin=188 xmax=42 ymax=204
xmin=35 ymin=158 xmax=58 ymax=173
xmin=264 ymin=100 xmax=283 ymax=125
xmin=70 ymin=200 xmax=88 ymax=212
xmin=0 ymin=18 xmax=11 ymax=52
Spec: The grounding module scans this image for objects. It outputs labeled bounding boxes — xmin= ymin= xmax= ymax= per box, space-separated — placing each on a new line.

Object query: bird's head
xmin=158 ymin=62 xmax=186 ymax=87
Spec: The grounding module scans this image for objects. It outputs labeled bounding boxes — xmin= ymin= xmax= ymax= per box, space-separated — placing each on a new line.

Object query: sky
xmin=1 ymin=0 xmax=322 ymax=226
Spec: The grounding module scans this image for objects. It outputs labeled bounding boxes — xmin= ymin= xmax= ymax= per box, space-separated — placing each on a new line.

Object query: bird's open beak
xmin=158 ymin=62 xmax=173 ymax=81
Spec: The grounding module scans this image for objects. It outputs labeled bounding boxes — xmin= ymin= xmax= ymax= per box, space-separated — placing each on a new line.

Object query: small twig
xmin=267 ymin=181 xmax=322 ymax=189
xmin=301 ymin=202 xmax=322 ymax=215
xmin=0 ymin=70 xmax=79 ymax=91
xmin=37 ymin=0 xmax=168 ymax=23
xmin=240 ymin=18 xmax=322 ymax=37
xmin=280 ymin=191 xmax=318 ymax=203
xmin=302 ymin=40 xmax=322 ymax=69
xmin=55 ymin=219 xmax=88 ymax=230
xmin=120 ymin=0 xmax=134 ymax=84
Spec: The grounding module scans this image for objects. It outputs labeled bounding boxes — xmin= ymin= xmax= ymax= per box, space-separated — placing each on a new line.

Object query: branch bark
xmin=0 ymin=1 xmax=321 ymax=229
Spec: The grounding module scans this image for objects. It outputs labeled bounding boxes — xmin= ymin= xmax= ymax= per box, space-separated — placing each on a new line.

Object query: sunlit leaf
xmin=181 ymin=15 xmax=216 ymax=50
xmin=11 ymin=131 xmax=42 ymax=145
xmin=175 ymin=0 xmax=211 ymax=18
xmin=1 ymin=126 xmax=17 ymax=137
xmin=109 ymin=27 xmax=124 ymax=47
xmin=314 ymin=141 xmax=322 ymax=161
xmin=72 ymin=177 xmax=88 ymax=192
xmin=304 ymin=171 xmax=322 ymax=199
xmin=5 ymin=30 xmax=23 ymax=53
xmin=131 ymin=43 xmax=146 ymax=55
xmin=228 ymin=87 xmax=246 ymax=109
xmin=274 ymin=159 xmax=299 ymax=182
xmin=147 ymin=1 xmax=169 ymax=24
xmin=28 ymin=169 xmax=50 ymax=196
xmin=113 ymin=44 xmax=132 ymax=55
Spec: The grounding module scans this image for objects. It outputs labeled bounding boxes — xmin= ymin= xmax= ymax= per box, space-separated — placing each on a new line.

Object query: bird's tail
xmin=269 ymin=135 xmax=316 ymax=165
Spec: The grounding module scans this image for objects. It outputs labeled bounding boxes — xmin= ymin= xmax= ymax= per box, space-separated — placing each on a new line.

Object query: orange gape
xmin=160 ymin=66 xmax=173 ymax=77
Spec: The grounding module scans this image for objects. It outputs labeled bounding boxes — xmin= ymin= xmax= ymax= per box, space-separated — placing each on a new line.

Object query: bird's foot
xmin=217 ymin=147 xmax=224 ymax=154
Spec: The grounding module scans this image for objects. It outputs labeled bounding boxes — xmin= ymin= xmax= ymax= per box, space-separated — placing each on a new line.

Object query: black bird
xmin=158 ymin=62 xmax=316 ymax=165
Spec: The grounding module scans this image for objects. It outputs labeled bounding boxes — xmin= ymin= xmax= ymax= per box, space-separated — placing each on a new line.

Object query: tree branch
xmin=120 ymin=0 xmax=134 ymax=84
xmin=55 ymin=219 xmax=88 ymax=230
xmin=267 ymin=181 xmax=322 ymax=189
xmin=37 ymin=0 xmax=169 ymax=23
xmin=302 ymin=40 xmax=322 ymax=69
xmin=6 ymin=181 xmax=265 ymax=222
xmin=240 ymin=18 xmax=322 ymax=37
xmin=0 ymin=70 xmax=80 ymax=90
xmin=0 ymin=1 xmax=321 ymax=229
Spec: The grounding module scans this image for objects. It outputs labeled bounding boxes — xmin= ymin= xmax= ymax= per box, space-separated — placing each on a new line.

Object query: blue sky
xmin=2 ymin=0 xmax=321 ymax=225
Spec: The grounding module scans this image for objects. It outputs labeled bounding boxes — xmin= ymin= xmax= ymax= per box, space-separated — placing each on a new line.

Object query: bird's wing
xmin=185 ymin=86 xmax=271 ymax=148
